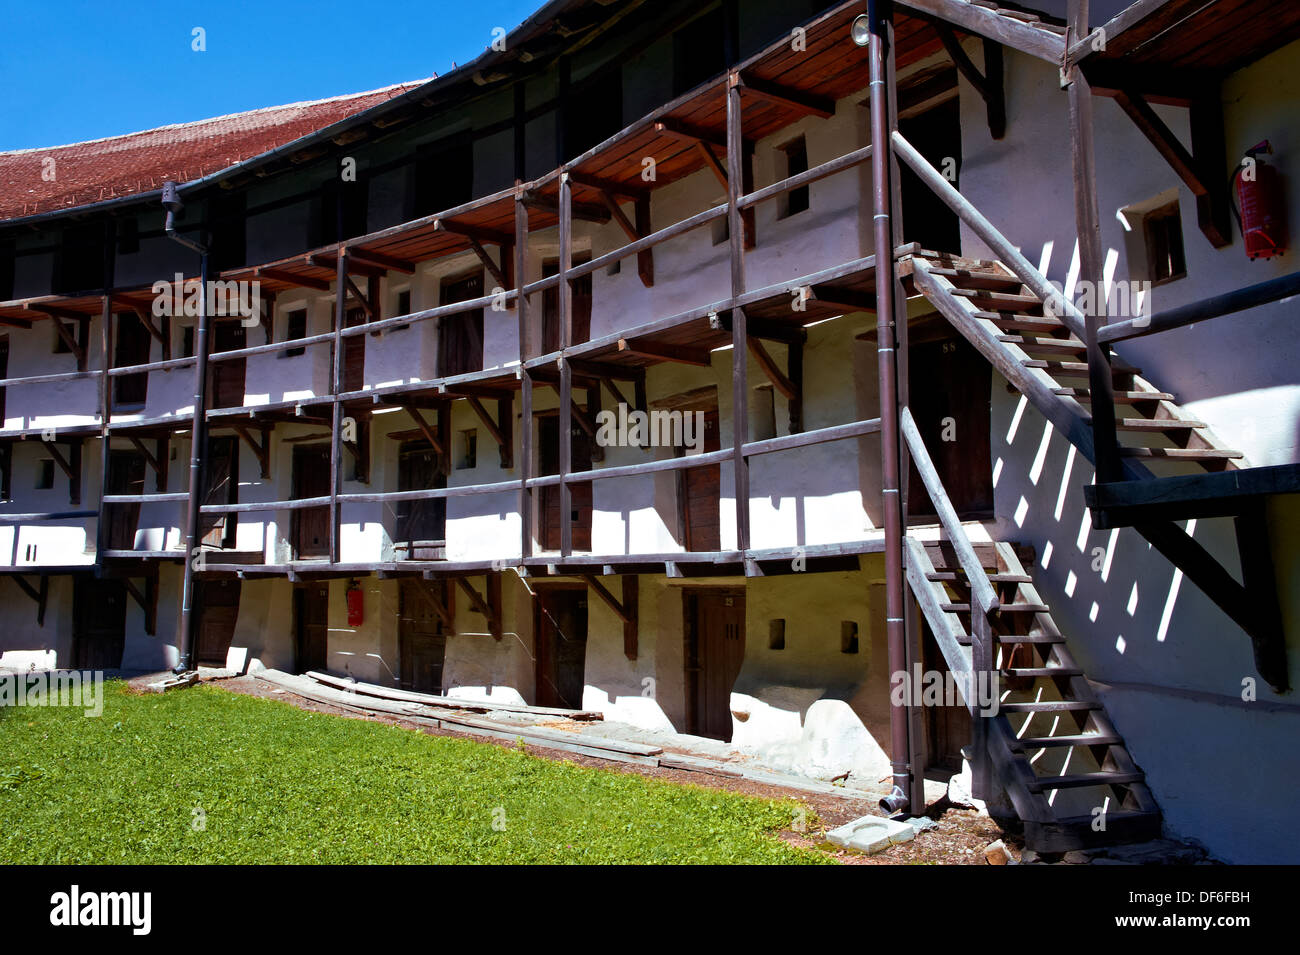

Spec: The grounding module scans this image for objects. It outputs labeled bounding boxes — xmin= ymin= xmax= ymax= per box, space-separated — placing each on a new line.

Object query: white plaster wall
xmin=957 ymin=44 xmax=1300 ymax=862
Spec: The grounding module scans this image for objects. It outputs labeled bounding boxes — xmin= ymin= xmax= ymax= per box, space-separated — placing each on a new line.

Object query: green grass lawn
xmin=0 ymin=682 xmax=831 ymax=864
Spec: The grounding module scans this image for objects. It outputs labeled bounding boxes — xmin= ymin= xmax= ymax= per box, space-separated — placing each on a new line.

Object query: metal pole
xmin=869 ymin=0 xmax=914 ymax=814
xmin=178 ymin=251 xmax=211 ymax=672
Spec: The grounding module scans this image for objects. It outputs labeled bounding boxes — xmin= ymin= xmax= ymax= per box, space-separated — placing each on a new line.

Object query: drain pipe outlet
xmin=879 ymin=785 xmax=909 ymax=816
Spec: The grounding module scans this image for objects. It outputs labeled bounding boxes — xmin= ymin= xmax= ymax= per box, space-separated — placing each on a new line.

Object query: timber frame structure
xmin=3 ymin=0 xmax=1300 ymax=852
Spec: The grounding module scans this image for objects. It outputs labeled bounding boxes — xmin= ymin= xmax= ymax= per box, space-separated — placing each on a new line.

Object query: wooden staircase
xmin=906 ymin=536 xmax=1163 ymax=851
xmin=910 ymin=253 xmax=1247 ymax=476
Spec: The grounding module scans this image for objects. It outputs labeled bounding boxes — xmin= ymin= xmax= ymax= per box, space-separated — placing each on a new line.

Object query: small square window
xmin=457 ymin=429 xmax=477 ymax=470
xmin=1142 ymin=201 xmax=1186 ymax=286
xmin=392 ymin=290 xmax=411 ymax=332
xmin=36 ymin=459 xmax=54 ymax=490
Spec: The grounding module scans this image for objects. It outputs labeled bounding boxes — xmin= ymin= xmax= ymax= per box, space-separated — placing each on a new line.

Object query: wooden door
xmin=399 ymin=580 xmax=447 ymax=693
xmin=210 ymin=321 xmax=247 ymax=410
xmin=541 ymin=257 xmax=592 ymax=353
xmin=113 ymin=311 xmax=151 ymax=406
xmin=105 ymin=450 xmax=145 ymax=550
xmin=195 ymin=578 xmax=241 ymax=666
xmin=396 ymin=441 xmax=446 ymax=559
xmin=439 ymin=273 xmax=484 ymax=377
xmin=295 ymin=582 xmax=329 ymax=673
xmin=291 ymin=444 xmax=331 ymax=559
xmin=906 ymin=334 xmax=993 ymax=520
xmin=343 ymin=307 xmax=366 ymax=393
xmin=72 ymin=577 xmax=126 ymax=669
xmin=198 ymin=436 xmax=237 ymax=548
xmin=538 ymin=414 xmax=592 ymax=551
xmin=681 ymin=408 xmax=721 ymax=551
xmin=534 ymin=586 xmax=588 ymax=709
xmin=685 ymin=590 xmax=746 ymax=741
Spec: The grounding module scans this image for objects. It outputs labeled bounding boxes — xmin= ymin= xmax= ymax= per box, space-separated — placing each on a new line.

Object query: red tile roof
xmin=0 ymin=82 xmax=423 ymax=222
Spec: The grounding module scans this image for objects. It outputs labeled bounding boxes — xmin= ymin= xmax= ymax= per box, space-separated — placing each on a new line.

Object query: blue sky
xmin=0 ymin=0 xmax=543 ymax=150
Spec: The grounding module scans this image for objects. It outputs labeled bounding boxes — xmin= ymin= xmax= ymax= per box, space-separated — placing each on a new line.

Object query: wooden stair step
xmin=998 ymin=700 xmax=1100 ymax=713
xmin=976 ymin=311 xmax=1061 ymax=330
xmin=940 ymin=602 xmax=1050 ymax=614
xmin=957 ymin=632 xmax=1065 ymax=645
xmin=926 ymin=571 xmax=1033 ymax=584
xmin=956 ymin=289 xmax=1043 ymax=312
xmin=1116 ymin=417 xmax=1207 ymax=432
xmin=1014 ymin=732 xmax=1122 ymax=749
xmin=1024 ymin=358 xmax=1140 ymax=375
xmin=1055 ymin=387 xmax=1176 ymax=403
xmin=928 ymin=267 xmax=1023 ymax=290
xmin=1028 ymin=770 xmax=1145 ymax=793
xmin=1119 ymin=446 xmax=1243 ymax=460
xmin=999 ymin=334 xmax=1086 ymax=354
xmin=1001 ymin=666 xmax=1084 ymax=678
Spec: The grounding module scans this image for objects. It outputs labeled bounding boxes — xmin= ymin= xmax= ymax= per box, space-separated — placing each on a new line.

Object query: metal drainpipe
xmin=867 ymin=0 xmax=913 ymax=816
xmin=162 ymin=181 xmax=210 ymax=674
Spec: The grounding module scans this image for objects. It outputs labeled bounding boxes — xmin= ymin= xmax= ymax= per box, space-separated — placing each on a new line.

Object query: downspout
xmin=162 ymin=181 xmax=210 ymax=674
xmin=866 ymin=0 xmax=913 ymax=815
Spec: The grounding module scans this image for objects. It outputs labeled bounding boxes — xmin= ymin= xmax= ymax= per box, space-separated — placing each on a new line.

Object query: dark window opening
xmin=673 ymin=8 xmax=726 ymax=97
xmin=36 ymin=459 xmax=54 ymax=490
xmin=414 ymin=140 xmax=474 ymax=219
xmin=0 ymin=239 xmax=13 ymax=301
xmin=898 ymin=98 xmax=963 ymax=253
xmin=209 ymin=192 xmax=247 ymax=272
xmin=0 ymin=444 xmax=11 ymax=501
xmin=283 ymin=309 xmax=307 ymax=358
xmin=113 ymin=311 xmax=151 ymax=406
xmin=458 ymin=430 xmax=477 ymax=470
xmin=565 ymin=69 xmax=624 ymax=160
xmin=1144 ymin=201 xmax=1187 ymax=285
xmin=777 ymin=136 xmax=810 ymax=218
xmin=53 ymin=221 xmax=107 ymax=294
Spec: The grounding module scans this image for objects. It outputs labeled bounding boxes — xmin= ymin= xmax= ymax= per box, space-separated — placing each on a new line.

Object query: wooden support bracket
xmin=455 ymin=575 xmax=501 ymax=638
xmin=11 ymin=574 xmax=49 ymax=627
xmin=1111 ymin=87 xmax=1231 ymax=248
xmin=617 ymin=338 xmax=712 ymax=367
xmin=596 ymin=191 xmax=654 ymax=288
xmin=936 ymin=27 xmax=1005 ymax=140
xmin=582 ymin=573 xmax=639 ymax=660
xmin=746 ymin=338 xmax=797 ymax=400
xmin=122 ymin=573 xmax=159 ymax=636
xmin=230 ymin=424 xmax=271 ymax=479
xmin=41 ymin=438 xmax=81 ymax=505
xmin=466 ymin=397 xmax=512 ymax=469
xmin=411 ymin=577 xmax=456 ymax=634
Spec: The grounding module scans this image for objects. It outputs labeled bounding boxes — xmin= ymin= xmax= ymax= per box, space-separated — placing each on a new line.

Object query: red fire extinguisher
xmin=346 ymin=580 xmax=364 ymax=627
xmin=1233 ymin=140 xmax=1288 ymax=260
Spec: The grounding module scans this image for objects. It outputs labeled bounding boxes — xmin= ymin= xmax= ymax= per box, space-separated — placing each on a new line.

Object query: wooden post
xmin=96 ymin=294 xmax=112 ymax=564
xmin=516 ymin=193 xmax=533 ymax=559
xmin=1067 ymin=0 xmax=1122 ymax=484
xmin=558 ymin=171 xmax=573 ymax=556
xmin=329 ymin=250 xmax=346 ymax=563
xmin=727 ymin=73 xmax=750 ymax=551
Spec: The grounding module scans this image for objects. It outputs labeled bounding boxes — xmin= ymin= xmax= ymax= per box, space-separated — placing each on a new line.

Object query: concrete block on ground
xmin=824 ymin=814 xmax=916 ymax=854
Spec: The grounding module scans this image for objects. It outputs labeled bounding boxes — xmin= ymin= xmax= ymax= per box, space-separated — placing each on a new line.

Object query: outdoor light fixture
xmin=850 ymin=13 xmax=871 ymax=47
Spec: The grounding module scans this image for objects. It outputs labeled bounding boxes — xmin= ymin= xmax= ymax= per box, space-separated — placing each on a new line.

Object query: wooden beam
xmin=11 ymin=574 xmax=49 ymax=626
xmin=410 ymin=578 xmax=455 ymax=633
xmin=346 ymin=246 xmax=415 ymax=274
xmin=403 ymin=405 xmax=445 ymax=456
xmin=736 ymin=72 xmax=834 ymax=119
xmin=746 ymin=338 xmax=796 ymax=400
xmin=434 ymin=219 xmax=513 ymax=246
xmin=465 ymin=234 xmax=508 ymax=290
xmin=519 ymin=191 xmax=611 ymax=225
xmin=1234 ymin=500 xmax=1288 ymax=693
xmin=1085 ymin=464 xmax=1300 ymax=528
xmin=654 ymin=119 xmax=728 ymax=153
xmin=896 ymin=0 xmax=1065 ymax=64
xmin=344 ymin=275 xmax=377 ymax=322
xmin=567 ymin=171 xmax=647 ymax=202
xmin=1137 ymin=518 xmax=1286 ymax=691
xmin=787 ymin=338 xmax=804 ymax=434
xmin=455 ymin=575 xmax=500 ymax=637
xmin=617 ymin=338 xmax=712 ymax=367
xmin=634 ymin=195 xmax=654 ymax=288
xmin=230 ymin=423 xmax=270 ymax=478
xmin=256 ymin=267 xmax=330 ymax=292
xmin=466 ymin=396 xmax=510 ymax=467
xmin=309 ymin=252 xmax=385 ymax=280
xmin=695 ymin=140 xmax=730 ymax=190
